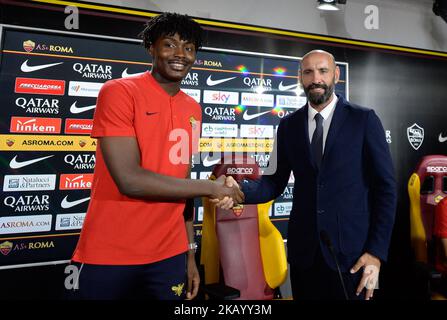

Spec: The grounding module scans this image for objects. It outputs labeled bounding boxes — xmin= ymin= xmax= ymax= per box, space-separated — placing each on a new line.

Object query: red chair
xmin=200 ymin=157 xmax=288 ymax=300
xmin=408 ymin=155 xmax=447 ymax=299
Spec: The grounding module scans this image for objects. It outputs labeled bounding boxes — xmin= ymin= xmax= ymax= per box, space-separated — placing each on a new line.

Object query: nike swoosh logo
xmin=242 ymin=110 xmax=271 ymax=121
xmin=121 ymin=68 xmax=145 ymax=78
xmin=278 ymin=81 xmax=299 ymax=91
xmin=20 ymin=60 xmax=63 ymax=72
xmin=10 ymin=155 xmax=54 ymax=169
xmin=61 ymin=195 xmax=91 ymax=209
xmin=70 ymin=101 xmax=96 ymax=114
xmin=202 ymin=156 xmax=221 ymax=167
xmin=146 ymin=112 xmax=158 ymax=116
xmin=206 ymin=75 xmax=236 ymax=86
xmin=439 ymin=133 xmax=447 ymax=143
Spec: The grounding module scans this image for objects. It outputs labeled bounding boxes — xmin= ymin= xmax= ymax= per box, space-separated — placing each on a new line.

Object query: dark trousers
xmin=66 ymin=253 xmax=187 ymax=300
xmin=290 ymin=247 xmax=365 ymax=300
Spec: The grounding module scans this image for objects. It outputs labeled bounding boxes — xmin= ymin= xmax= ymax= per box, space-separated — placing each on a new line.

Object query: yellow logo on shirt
xmin=171 ymin=283 xmax=185 ymax=296
xmin=189 ymin=116 xmax=197 ymax=129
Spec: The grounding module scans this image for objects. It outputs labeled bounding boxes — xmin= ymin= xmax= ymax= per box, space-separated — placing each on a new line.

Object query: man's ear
xmin=335 ymin=66 xmax=340 ymax=84
xmin=149 ymin=44 xmax=154 ymax=57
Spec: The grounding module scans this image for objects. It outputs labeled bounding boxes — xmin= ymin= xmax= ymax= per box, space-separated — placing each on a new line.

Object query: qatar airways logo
xmin=10 ymin=117 xmax=61 ymax=134
xmin=15 ymin=97 xmax=60 ymax=114
xmin=281 ymin=186 xmax=294 ymax=200
xmin=73 ymin=63 xmax=112 ymax=79
xmin=204 ymin=107 xmax=236 ymax=121
xmin=3 ymin=195 xmax=50 ymax=213
xmin=242 ymin=77 xmax=272 ymax=92
xmin=251 ymin=154 xmax=270 ymax=168
xmin=64 ymin=154 xmax=95 ymax=170
xmin=59 ymin=174 xmax=93 ymax=190
xmin=181 ymin=72 xmax=199 ymax=86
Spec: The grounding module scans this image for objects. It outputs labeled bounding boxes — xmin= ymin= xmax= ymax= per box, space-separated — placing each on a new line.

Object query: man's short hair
xmin=140 ymin=12 xmax=203 ymax=50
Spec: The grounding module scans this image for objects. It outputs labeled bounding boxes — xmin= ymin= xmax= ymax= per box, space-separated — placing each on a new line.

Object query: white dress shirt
xmin=307 ymin=93 xmax=338 ymax=152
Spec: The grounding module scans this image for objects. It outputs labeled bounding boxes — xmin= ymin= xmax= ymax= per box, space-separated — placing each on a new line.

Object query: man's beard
xmin=304 ymin=82 xmax=335 ymax=106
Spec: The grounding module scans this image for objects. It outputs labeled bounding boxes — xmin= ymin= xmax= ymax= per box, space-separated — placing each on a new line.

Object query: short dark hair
xmin=140 ymin=12 xmax=203 ymax=50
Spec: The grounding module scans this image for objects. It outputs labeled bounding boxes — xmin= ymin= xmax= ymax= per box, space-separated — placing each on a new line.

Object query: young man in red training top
xmin=70 ymin=12 xmax=243 ymax=300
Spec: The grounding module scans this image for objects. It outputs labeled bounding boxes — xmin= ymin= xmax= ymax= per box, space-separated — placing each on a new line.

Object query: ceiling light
xmin=317 ymin=0 xmax=339 ymax=11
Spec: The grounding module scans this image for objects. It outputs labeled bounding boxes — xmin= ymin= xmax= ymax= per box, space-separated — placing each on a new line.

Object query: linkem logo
xmin=10 ymin=117 xmax=62 ymax=134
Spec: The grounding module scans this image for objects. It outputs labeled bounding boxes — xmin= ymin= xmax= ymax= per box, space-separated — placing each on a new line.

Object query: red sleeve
xmin=435 ymin=198 xmax=447 ymax=239
xmin=91 ymin=80 xmax=135 ymax=138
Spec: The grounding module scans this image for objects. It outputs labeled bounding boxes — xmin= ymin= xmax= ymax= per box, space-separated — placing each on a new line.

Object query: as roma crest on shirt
xmin=232 ymin=205 xmax=244 ymax=217
xmin=189 ymin=116 xmax=197 ymax=130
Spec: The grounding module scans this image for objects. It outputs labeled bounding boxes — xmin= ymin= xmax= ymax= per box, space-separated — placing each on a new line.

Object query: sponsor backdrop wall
xmin=0 ymin=1 xmax=446 ymax=298
xmin=0 ymin=25 xmax=349 ymax=267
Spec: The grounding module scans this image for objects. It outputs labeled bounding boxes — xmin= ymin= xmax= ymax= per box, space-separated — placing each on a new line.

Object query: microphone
xmin=320 ymin=230 xmax=349 ymax=300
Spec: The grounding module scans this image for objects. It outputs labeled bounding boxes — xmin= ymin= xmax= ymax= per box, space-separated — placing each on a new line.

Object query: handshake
xmin=209 ymin=175 xmax=245 ymax=210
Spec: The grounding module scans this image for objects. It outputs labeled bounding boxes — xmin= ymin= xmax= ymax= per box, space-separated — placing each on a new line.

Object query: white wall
xmin=88 ymin=0 xmax=447 ymax=52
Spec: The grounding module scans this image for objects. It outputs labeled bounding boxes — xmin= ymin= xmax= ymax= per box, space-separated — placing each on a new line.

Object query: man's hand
xmin=350 ymin=252 xmax=381 ymax=300
xmin=210 ymin=176 xmax=243 ymax=209
xmin=185 ymin=253 xmax=200 ymax=300
xmin=209 ymin=175 xmax=244 ymax=209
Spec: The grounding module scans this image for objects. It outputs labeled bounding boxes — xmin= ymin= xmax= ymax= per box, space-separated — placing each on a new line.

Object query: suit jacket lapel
xmin=296 ymin=105 xmax=317 ymax=171
xmin=322 ymin=96 xmax=349 ymax=167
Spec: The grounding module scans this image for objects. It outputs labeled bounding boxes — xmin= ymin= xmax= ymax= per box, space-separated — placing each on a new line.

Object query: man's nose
xmin=174 ymin=46 xmax=186 ymax=58
xmin=311 ymin=73 xmax=324 ymax=84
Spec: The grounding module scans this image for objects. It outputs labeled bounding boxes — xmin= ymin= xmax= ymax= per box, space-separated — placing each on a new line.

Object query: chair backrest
xmin=200 ymin=156 xmax=288 ymax=300
xmin=408 ymin=155 xmax=447 ymax=263
xmin=435 ymin=196 xmax=447 ymax=275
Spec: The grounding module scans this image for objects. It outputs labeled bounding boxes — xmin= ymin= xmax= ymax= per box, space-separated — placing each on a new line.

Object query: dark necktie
xmin=311 ymin=113 xmax=324 ymax=169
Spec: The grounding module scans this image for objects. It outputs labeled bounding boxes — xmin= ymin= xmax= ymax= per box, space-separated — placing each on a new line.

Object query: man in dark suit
xmin=219 ymin=50 xmax=396 ymax=300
